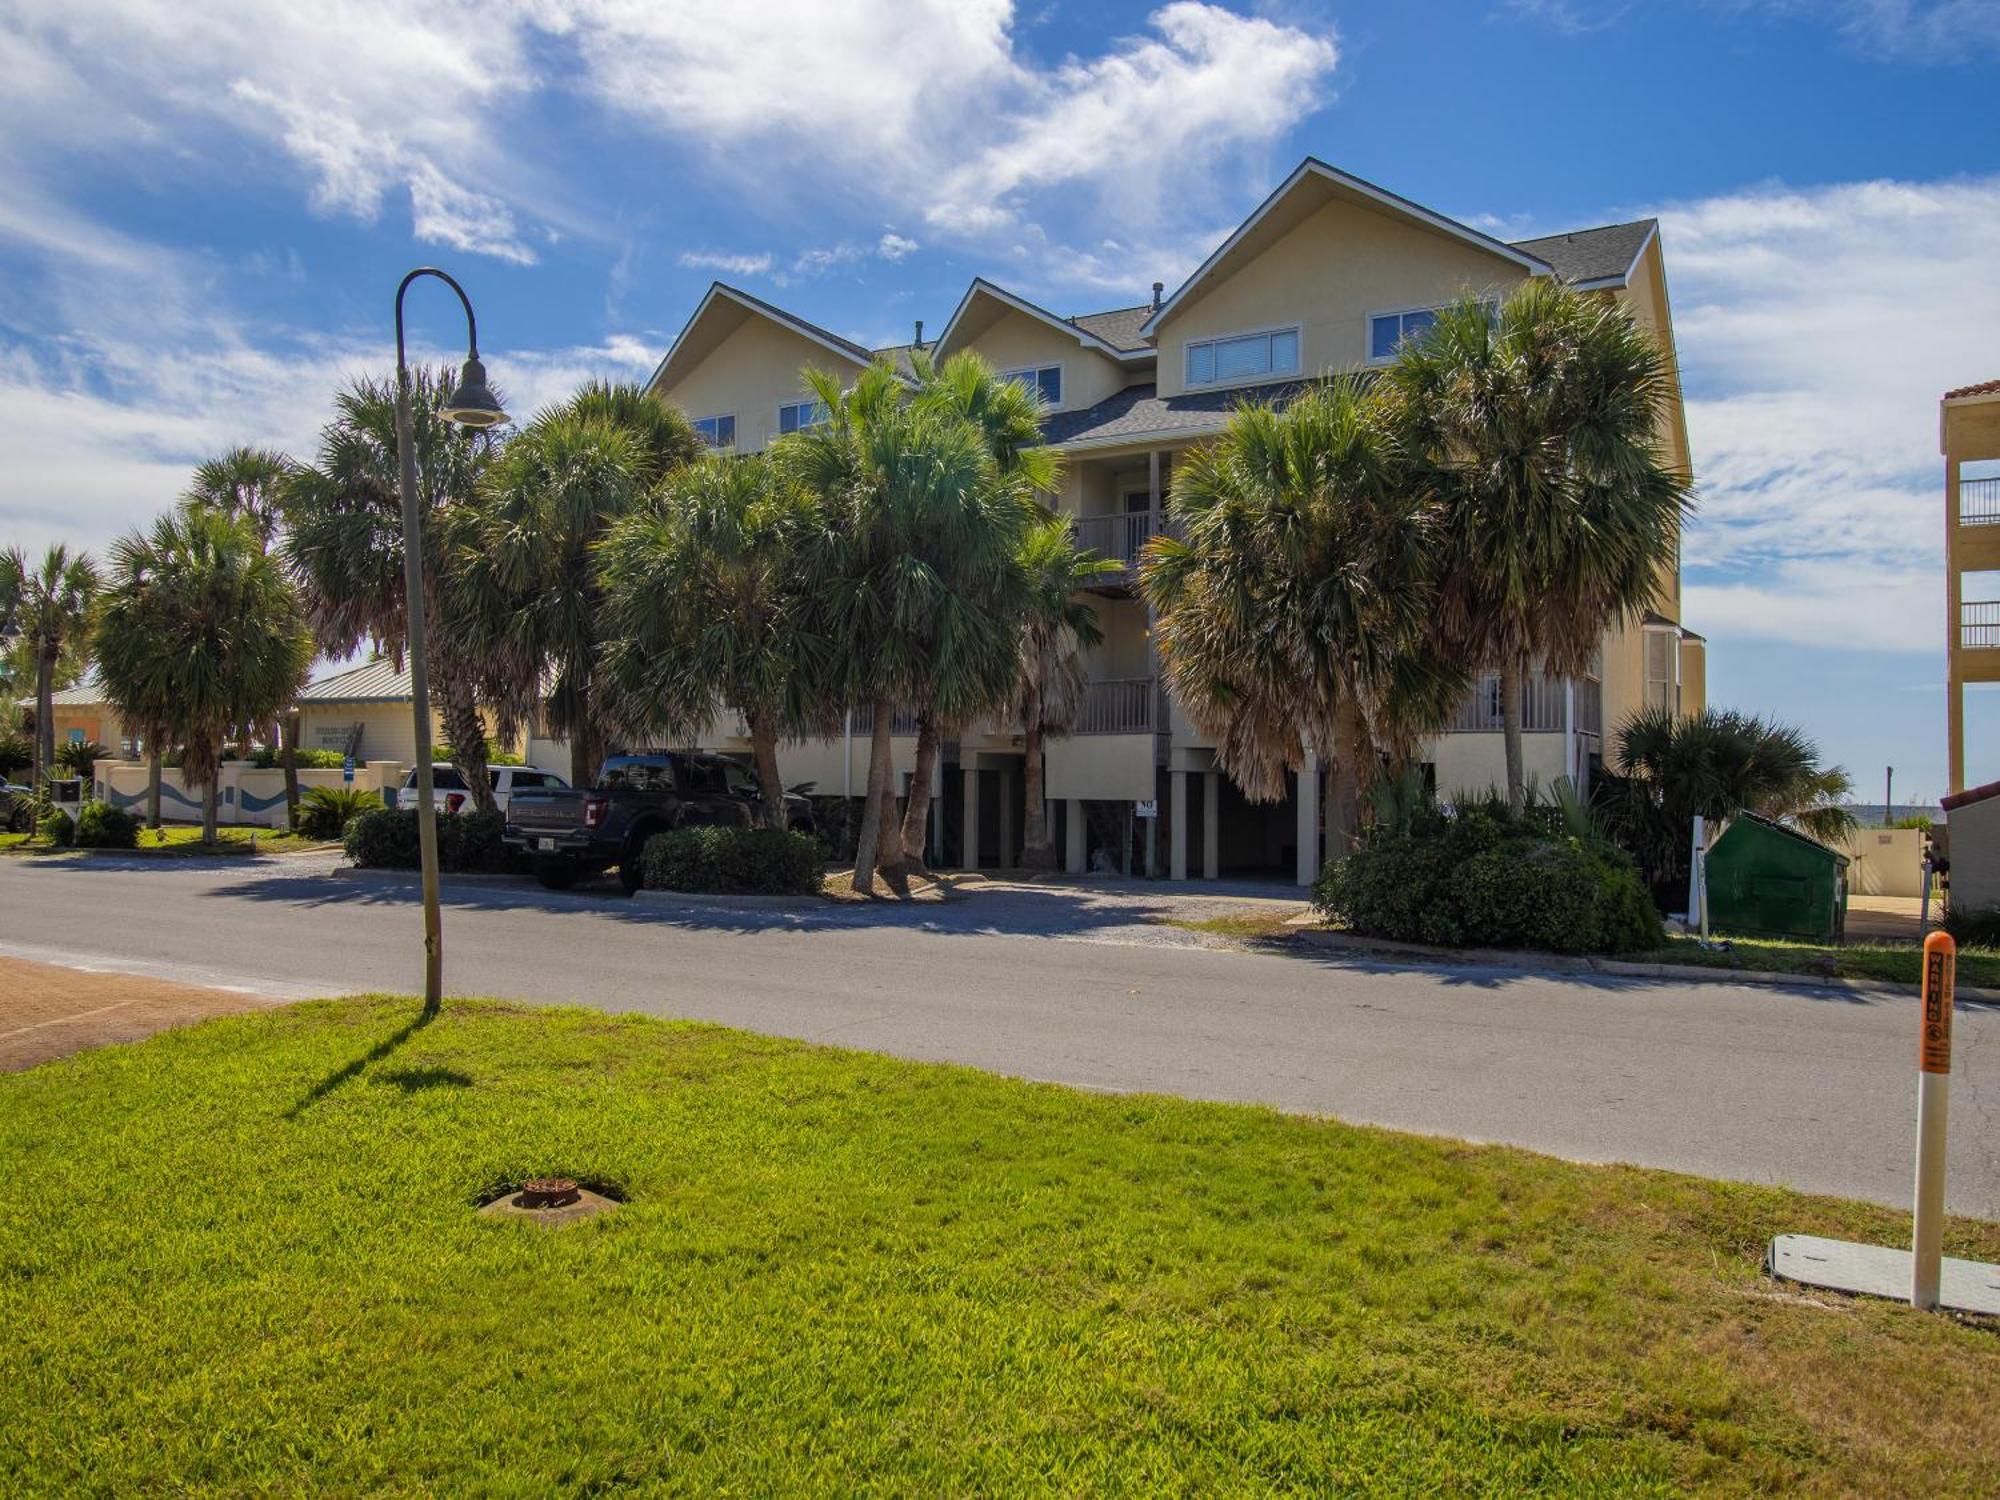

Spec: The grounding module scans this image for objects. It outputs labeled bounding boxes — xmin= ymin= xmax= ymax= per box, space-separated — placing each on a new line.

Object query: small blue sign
xmin=342 ymin=755 xmax=355 ymax=784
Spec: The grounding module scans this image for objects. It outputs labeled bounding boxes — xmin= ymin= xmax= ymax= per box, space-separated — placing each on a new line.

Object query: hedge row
xmin=640 ymin=826 xmax=823 ymax=896
xmin=343 ymin=808 xmax=517 ymax=873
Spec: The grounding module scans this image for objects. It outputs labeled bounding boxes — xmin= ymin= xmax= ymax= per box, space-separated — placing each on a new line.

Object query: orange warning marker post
xmin=1767 ymin=930 xmax=2000 ymax=1317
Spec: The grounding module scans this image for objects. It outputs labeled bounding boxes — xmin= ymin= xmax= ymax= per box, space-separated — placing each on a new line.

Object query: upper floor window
xmin=777 ymin=398 xmax=831 ymax=436
xmin=692 ymin=414 xmax=735 ymax=449
xmin=1000 ymin=364 xmax=1062 ymax=407
xmin=1369 ymin=299 xmax=1497 ymax=363
xmin=1185 ymin=327 xmax=1299 ymax=388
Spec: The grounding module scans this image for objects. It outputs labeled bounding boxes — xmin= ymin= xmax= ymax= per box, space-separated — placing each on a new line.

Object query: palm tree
xmin=444 ymin=384 xmax=695 ymax=787
xmin=598 ymin=453 xmax=827 ymax=826
xmin=778 ymin=361 xmax=1031 ymax=893
xmin=1599 ymin=706 xmax=1856 ymax=900
xmin=184 ymin=445 xmax=304 ymax=820
xmin=282 ymin=369 xmax=503 ymax=813
xmin=95 ymin=510 xmax=312 ymax=844
xmin=1010 ymin=516 xmax=1116 ymax=868
xmin=1142 ymin=379 xmax=1466 ymax=850
xmin=887 ymin=351 xmax=1061 ymax=873
xmin=1390 ymin=279 xmax=1694 ymax=813
xmin=3 ymin=544 xmax=99 ymax=789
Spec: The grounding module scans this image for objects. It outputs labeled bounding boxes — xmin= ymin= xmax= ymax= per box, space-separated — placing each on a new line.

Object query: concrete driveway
xmin=0 ymin=852 xmax=1993 ymax=1217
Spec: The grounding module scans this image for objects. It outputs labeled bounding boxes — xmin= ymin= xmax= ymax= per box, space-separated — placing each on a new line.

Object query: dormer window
xmin=1185 ymin=326 xmax=1300 ymax=388
xmin=692 ymin=414 xmax=736 ymax=449
xmin=1000 ymin=364 xmax=1062 ymax=407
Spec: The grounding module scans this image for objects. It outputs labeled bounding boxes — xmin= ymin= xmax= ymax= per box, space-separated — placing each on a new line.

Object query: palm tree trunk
xmin=897 ymin=714 xmax=939 ymax=872
xmin=438 ymin=673 xmax=497 ymax=816
xmin=1021 ymin=719 xmax=1055 ymax=870
xmin=1500 ymin=663 xmax=1527 ymax=815
xmin=747 ymin=709 xmax=787 ymax=830
xmin=569 ymin=720 xmax=599 ymax=790
xmin=201 ymin=761 xmax=219 ymax=846
xmin=849 ymin=694 xmax=894 ymax=896
xmin=1327 ymin=693 xmax=1370 ymax=855
xmin=280 ymin=711 xmax=301 ymax=829
xmin=146 ymin=729 xmax=163 ymax=830
xmin=34 ymin=649 xmax=54 ymax=789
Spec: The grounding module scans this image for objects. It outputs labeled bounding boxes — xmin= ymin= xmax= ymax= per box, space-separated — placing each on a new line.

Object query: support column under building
xmin=1170 ymin=769 xmax=1189 ymax=881
xmin=1065 ymin=798 xmax=1087 ymax=873
xmin=1296 ymin=752 xmax=1321 ymax=887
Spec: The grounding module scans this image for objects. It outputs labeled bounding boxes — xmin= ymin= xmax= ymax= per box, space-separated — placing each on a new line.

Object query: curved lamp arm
xmin=395 ymin=266 xmax=480 ymax=369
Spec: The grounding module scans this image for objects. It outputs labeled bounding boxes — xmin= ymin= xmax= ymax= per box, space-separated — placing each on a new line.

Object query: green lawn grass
xmin=1631 ymin=934 xmax=2000 ymax=990
xmin=0 ymin=824 xmax=336 ymax=857
xmin=3 ymin=998 xmax=1997 ymax=1495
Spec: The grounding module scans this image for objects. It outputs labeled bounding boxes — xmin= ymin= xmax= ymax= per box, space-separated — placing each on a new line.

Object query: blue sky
xmin=2 ymin=0 xmax=1997 ymax=799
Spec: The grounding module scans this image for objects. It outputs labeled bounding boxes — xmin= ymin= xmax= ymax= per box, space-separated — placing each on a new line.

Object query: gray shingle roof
xmin=1068 ymin=305 xmax=1153 ymax=353
xmin=1039 ymin=378 xmax=1316 ymax=447
xmin=298 ymin=658 xmax=412 ymax=703
xmin=1509 ymin=219 xmax=1656 ymax=285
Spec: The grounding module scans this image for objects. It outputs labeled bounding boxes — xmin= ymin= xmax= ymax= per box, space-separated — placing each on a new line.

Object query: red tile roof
xmin=1941 ymin=778 xmax=2000 ymax=812
xmin=1944 ymin=378 xmax=2000 ymax=401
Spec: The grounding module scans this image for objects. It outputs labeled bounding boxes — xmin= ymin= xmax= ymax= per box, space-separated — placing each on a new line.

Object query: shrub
xmin=343 ymin=807 xmax=515 ymax=873
xmin=55 ymin=740 xmax=106 ymax=779
xmin=1313 ymin=802 xmax=1661 ymax=956
xmin=38 ymin=805 xmax=75 ymax=847
xmin=0 ymin=731 xmax=32 ymax=778
xmin=73 ymin=800 xmax=139 ymax=849
xmin=296 ymin=785 xmax=381 ymax=840
xmin=252 ymin=746 xmax=347 ymax=770
xmin=1943 ymin=904 xmax=2000 ymax=952
xmin=640 ymin=826 xmax=823 ymax=896
xmin=429 ymin=742 xmax=525 ymax=767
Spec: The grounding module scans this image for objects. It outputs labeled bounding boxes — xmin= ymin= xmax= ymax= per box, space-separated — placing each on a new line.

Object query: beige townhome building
xmin=645 ymin=157 xmax=1703 ymax=884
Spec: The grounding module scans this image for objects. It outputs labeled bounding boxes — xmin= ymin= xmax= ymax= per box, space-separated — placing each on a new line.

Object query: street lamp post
xmin=393 ymin=267 xmax=508 ymax=1014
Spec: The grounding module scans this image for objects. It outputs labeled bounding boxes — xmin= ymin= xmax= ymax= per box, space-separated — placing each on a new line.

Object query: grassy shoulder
xmin=1625 ymin=935 xmax=2000 ymax=991
xmin=3 ymin=998 xmax=1996 ymax=1494
xmin=0 ymin=824 xmax=336 ymax=857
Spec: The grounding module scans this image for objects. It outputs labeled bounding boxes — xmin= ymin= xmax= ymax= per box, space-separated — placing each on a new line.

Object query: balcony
xmin=1965 ymin=601 xmax=2000 ymax=651
xmin=1446 ymin=673 xmax=1575 ymax=734
xmin=1074 ymin=510 xmax=1156 ymax=590
xmin=849 ymin=703 xmax=923 ymax=737
xmin=1961 ymin=477 xmax=2000 ymax=526
xmin=1075 ymin=677 xmax=1156 ymax=735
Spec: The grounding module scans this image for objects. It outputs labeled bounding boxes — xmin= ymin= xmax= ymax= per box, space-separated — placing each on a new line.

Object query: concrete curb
xmin=1284 ymin=927 xmax=2000 ymax=1002
xmin=333 ymin=865 xmax=527 ymax=886
xmin=631 ymin=887 xmax=828 ymax=912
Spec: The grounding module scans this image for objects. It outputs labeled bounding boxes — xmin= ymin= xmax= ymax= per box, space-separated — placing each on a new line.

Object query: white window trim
xmin=693 ymin=413 xmax=736 ymax=450
xmin=774 ymin=397 xmax=831 ymax=439
xmin=1365 ymin=297 xmax=1500 ymax=366
xmin=999 ymin=362 xmax=1065 ymax=411
xmin=1182 ymin=322 xmax=1303 ymax=392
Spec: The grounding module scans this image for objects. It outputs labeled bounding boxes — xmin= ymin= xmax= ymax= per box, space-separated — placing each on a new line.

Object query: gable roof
xmin=1039 ymin=377 xmax=1319 ymax=449
xmin=646 ymin=282 xmax=876 ymax=395
xmin=934 ymin=278 xmax=1153 ymax=364
xmin=1069 ymin=305 xmax=1153 ymax=353
xmin=1510 ymin=219 xmax=1658 ymax=289
xmin=1942 ymin=778 xmax=2000 ymax=813
xmin=1141 ymin=157 xmax=1554 ymax=337
xmin=1944 ymin=378 xmax=2000 ymax=402
xmin=297 ymin=658 xmax=413 ymax=704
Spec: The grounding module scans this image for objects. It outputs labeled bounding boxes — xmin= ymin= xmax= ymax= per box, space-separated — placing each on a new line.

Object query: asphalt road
xmin=3 ymin=852 xmax=1994 ymax=1217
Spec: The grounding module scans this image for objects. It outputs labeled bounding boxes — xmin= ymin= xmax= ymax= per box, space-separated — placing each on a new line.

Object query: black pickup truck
xmin=504 ymin=751 xmax=813 ymax=893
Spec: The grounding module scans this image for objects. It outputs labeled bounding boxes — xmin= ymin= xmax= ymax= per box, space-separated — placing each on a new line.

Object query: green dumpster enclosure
xmin=1706 ymin=812 xmax=1850 ymax=944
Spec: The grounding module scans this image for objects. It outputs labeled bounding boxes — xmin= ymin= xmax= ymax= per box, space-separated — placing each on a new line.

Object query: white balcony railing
xmin=1964 ymin=601 xmax=2000 ymax=650
xmin=1075 ymin=677 xmax=1156 ymax=735
xmin=1446 ymin=673 xmax=1573 ymax=734
xmin=1074 ymin=510 xmax=1156 ymax=575
xmin=1962 ymin=477 xmax=2000 ymax=526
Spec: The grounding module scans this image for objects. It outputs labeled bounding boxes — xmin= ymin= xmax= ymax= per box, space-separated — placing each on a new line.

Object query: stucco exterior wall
xmin=1840 ymin=827 xmax=1928 ymax=898
xmin=297 ymin=702 xmax=441 ymax=765
xmin=1424 ymin=732 xmax=1569 ymax=803
xmin=958 ymin=306 xmax=1132 ymax=414
xmin=1154 ymin=195 xmax=1529 ymax=399
xmin=1948 ymin=795 xmax=2000 ymax=910
xmin=1045 ymin=733 xmax=1154 ymax=801
xmin=657 ymin=316 xmax=865 ymax=454
xmin=98 ymin=759 xmax=405 ymax=828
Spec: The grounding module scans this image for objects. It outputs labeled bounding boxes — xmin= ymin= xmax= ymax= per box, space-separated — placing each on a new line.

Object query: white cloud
xmin=1657 ymin=175 xmax=2000 ymax=654
xmin=676 ymin=250 xmax=776 ymax=277
xmin=876 ymin=233 xmax=919 ymax=262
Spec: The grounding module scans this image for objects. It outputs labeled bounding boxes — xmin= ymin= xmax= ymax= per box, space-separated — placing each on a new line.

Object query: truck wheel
xmin=617 ymin=860 xmax=644 ymax=896
xmin=533 ymin=859 xmax=578 ymax=891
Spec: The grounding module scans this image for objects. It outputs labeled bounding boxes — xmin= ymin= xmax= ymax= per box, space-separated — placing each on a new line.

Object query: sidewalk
xmin=0 ymin=957 xmax=282 ymax=1072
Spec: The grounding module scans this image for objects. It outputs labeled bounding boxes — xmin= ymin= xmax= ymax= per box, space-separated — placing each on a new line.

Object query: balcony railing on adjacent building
xmin=1961 ymin=477 xmax=2000 ymax=526
xmin=1075 ymin=677 xmax=1156 ymax=735
xmin=1074 ymin=510 xmax=1156 ymax=580
xmin=848 ymin=704 xmax=924 ymax=737
xmin=1445 ymin=673 xmax=1578 ymax=734
xmin=1964 ymin=600 xmax=2000 ymax=650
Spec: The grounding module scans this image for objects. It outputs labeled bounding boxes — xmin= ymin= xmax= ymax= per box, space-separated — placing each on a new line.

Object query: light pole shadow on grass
xmin=284 ymin=1008 xmax=438 ymax=1119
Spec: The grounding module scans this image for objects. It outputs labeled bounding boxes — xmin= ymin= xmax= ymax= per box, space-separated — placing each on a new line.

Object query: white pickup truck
xmin=392 ymin=764 xmax=570 ymax=816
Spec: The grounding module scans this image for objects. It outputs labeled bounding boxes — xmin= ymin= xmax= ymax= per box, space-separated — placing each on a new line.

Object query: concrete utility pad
xmin=1768 ymin=1233 xmax=2000 ymax=1316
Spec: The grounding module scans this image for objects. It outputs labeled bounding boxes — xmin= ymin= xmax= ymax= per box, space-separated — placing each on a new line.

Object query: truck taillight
xmin=583 ymin=796 xmax=607 ymax=828
xmin=445 ymin=792 xmax=466 ymax=814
